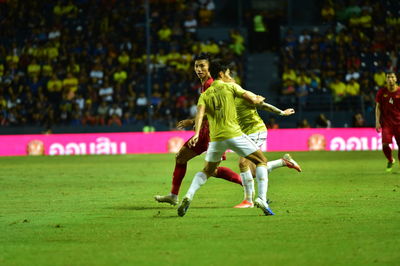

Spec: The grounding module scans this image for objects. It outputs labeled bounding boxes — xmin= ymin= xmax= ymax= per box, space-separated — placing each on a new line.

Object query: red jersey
xmin=199 ymin=77 xmax=213 ymax=133
xmin=375 ymin=86 xmax=400 ymax=127
xmin=183 ymin=77 xmax=214 ymax=154
xmin=201 ymin=77 xmax=214 ymax=93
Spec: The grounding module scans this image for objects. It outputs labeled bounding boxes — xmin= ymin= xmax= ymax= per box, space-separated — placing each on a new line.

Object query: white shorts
xmin=205 ymin=134 xmax=258 ymax=162
xmin=247 ymin=131 xmax=267 ymax=149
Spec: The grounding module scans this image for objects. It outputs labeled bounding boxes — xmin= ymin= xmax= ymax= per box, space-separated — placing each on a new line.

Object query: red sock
xmin=171 ymin=163 xmax=187 ymax=195
xmin=383 ymin=145 xmax=393 ymax=162
xmin=215 ymin=167 xmax=242 ymax=186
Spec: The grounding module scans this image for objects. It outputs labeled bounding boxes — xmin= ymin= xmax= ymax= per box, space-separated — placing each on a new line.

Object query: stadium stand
xmin=0 ymin=0 xmax=399 ymax=132
xmin=278 ymin=0 xmax=399 ymax=127
xmin=0 ymin=0 xmax=243 ymax=132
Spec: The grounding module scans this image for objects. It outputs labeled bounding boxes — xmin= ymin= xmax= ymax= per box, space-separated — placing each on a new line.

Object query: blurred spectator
xmin=309 ymin=71 xmax=321 ymax=93
xmin=282 ymin=66 xmax=297 ymax=86
xmin=283 ymin=28 xmax=297 ymax=50
xmin=266 ymin=118 xmax=279 ymax=129
xmin=321 ymin=2 xmax=335 ymax=23
xmin=352 ymin=112 xmax=366 ymax=127
xmin=345 ymin=78 xmax=360 ymax=96
xmin=28 ymin=76 xmax=44 ymax=96
xmin=27 ymin=59 xmax=41 ymax=78
xmin=329 ymin=77 xmax=346 ymax=103
xmin=183 ymin=14 xmax=198 ymax=35
xmin=62 ymin=72 xmax=78 ymax=100
xmin=99 ymin=79 xmax=114 ymax=103
xmin=298 ymin=29 xmax=311 ymax=44
xmin=298 ymin=119 xmax=311 ymax=128
xmin=113 ymin=66 xmax=127 ymax=84
xmin=97 ymin=101 xmax=109 ymax=125
xmin=122 ymin=100 xmax=137 ymax=125
xmin=108 ymin=103 xmax=123 ymax=126
xmin=118 ymin=51 xmax=130 ymax=67
xmin=251 ymin=11 xmax=268 ymax=52
xmin=296 ymin=80 xmax=309 ymax=108
xmin=373 ymin=69 xmax=386 ymax=88
xmin=282 ymin=79 xmax=296 ymax=95
xmin=315 ymin=113 xmax=331 ymax=128
xmin=81 ymin=100 xmax=97 ymax=126
xmin=136 ymin=92 xmax=148 ymax=115
xmin=198 ymin=0 xmax=215 ymax=26
xmin=345 ymin=67 xmax=360 ymax=82
xmin=229 ymin=29 xmax=245 ymax=56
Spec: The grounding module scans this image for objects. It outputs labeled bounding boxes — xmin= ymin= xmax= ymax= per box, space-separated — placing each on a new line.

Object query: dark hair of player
xmin=209 ymin=58 xmax=233 ymax=80
xmin=194 ymin=52 xmax=212 ymax=62
xmin=385 ymin=71 xmax=397 ymax=76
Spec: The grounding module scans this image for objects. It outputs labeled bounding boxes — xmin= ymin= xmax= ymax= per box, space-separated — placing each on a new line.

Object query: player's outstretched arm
xmin=375 ymin=103 xmax=381 ymax=132
xmin=259 ymin=102 xmax=295 ymax=116
xmin=242 ymin=91 xmax=265 ymax=105
xmin=188 ymin=104 xmax=205 ymax=147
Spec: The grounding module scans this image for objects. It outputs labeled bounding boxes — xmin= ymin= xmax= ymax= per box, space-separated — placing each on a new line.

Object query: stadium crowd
xmin=1 ymin=0 xmax=398 ymax=130
xmin=279 ymin=0 xmax=400 ymax=115
xmin=0 ymin=0 xmax=246 ymax=130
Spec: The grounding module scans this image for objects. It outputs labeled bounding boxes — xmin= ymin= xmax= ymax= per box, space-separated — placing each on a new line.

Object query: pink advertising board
xmin=0 ymin=128 xmax=397 ymax=157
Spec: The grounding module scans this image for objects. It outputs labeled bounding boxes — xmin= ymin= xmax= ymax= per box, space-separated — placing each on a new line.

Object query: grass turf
xmin=0 ymin=151 xmax=399 ymax=265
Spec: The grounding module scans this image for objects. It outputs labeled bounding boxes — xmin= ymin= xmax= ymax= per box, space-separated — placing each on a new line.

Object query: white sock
xmin=240 ymin=170 xmax=254 ymax=202
xmin=256 ymin=165 xmax=269 ymax=203
xmin=267 ymin=159 xmax=284 ymax=173
xmin=186 ymin=172 xmax=208 ymax=200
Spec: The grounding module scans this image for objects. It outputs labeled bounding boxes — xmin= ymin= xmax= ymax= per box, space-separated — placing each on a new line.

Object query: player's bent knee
xmin=239 ymin=163 xmax=251 ymax=173
xmin=238 ymin=158 xmax=250 ymax=172
xmin=203 ymin=168 xmax=214 ymax=177
xmin=203 ymin=162 xmax=219 ymax=177
xmin=245 ymin=151 xmax=267 ymax=166
xmin=239 ymin=165 xmax=248 ymax=172
xmin=203 ymin=165 xmax=215 ymax=176
xmin=256 ymin=153 xmax=267 ymax=164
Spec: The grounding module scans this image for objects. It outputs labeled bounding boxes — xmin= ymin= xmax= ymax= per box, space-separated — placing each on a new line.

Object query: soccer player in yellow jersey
xmin=233 ymin=91 xmax=302 ymax=208
xmin=178 ymin=59 xmax=274 ymax=217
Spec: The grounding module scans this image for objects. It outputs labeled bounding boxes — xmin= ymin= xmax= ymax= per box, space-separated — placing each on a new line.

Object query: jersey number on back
xmin=212 ymin=95 xmax=224 ymax=119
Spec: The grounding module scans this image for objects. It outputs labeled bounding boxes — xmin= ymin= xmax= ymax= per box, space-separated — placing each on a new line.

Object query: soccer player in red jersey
xmin=154 ymin=54 xmax=242 ymax=205
xmin=375 ymin=72 xmax=400 ymax=172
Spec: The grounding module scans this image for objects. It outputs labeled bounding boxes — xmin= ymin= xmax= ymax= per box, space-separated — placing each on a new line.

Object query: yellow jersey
xmin=235 ymin=97 xmax=266 ymax=135
xmin=198 ymin=80 xmax=245 ymax=141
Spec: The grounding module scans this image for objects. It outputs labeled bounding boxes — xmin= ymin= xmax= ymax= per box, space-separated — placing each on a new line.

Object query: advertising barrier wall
xmin=0 ymin=128 xmax=397 ymax=157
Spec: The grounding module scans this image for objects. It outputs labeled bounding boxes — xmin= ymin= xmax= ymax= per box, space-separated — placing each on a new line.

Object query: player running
xmin=154 ymin=54 xmax=242 ymax=206
xmin=233 ymin=87 xmax=302 ymax=208
xmin=178 ymin=59 xmax=274 ymax=217
xmin=375 ymin=72 xmax=400 ymax=172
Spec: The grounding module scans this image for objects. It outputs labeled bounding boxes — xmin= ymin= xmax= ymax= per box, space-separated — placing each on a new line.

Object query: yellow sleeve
xmin=232 ymin=83 xmax=246 ymax=97
xmin=197 ymin=93 xmax=206 ymax=107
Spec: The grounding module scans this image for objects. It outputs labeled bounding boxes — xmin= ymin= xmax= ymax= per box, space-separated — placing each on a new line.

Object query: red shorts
xmin=183 ymin=121 xmax=210 ymax=155
xmin=381 ymin=125 xmax=400 ymax=144
xmin=183 ymin=121 xmax=227 ymax=160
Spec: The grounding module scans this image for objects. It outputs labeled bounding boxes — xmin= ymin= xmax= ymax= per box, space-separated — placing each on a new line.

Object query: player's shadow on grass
xmin=107 ymin=205 xmax=223 ymax=211
xmin=106 ymin=206 xmax=164 ymax=210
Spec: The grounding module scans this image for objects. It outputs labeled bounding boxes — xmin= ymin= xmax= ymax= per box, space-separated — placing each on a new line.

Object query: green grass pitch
xmin=0 ymin=151 xmax=399 ymax=265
